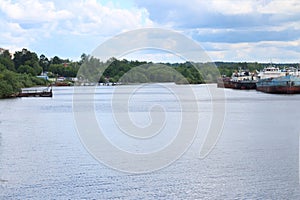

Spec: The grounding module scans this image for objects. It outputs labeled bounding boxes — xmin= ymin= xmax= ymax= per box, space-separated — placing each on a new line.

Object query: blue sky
xmin=1 ymin=0 xmax=300 ymax=63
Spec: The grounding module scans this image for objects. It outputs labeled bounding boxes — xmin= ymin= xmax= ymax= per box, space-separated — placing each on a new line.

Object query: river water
xmin=1 ymin=84 xmax=300 ymax=199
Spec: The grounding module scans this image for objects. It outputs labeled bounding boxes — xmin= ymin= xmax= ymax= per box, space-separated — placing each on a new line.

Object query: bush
xmin=0 ymin=81 xmax=14 ymax=98
xmin=0 ymin=69 xmax=48 ymax=98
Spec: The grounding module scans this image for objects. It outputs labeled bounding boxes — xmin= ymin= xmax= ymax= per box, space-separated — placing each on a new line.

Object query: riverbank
xmin=0 ymin=69 xmax=49 ymax=99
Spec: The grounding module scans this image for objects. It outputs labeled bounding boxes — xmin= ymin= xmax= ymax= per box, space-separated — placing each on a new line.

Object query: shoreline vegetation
xmin=1 ymin=48 xmax=300 ymax=98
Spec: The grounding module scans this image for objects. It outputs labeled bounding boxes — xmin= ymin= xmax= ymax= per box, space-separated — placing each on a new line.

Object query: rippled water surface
xmin=1 ymin=84 xmax=300 ymax=199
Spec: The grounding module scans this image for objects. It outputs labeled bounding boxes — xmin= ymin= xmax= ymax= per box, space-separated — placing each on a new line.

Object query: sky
xmin=1 ymin=0 xmax=300 ymax=63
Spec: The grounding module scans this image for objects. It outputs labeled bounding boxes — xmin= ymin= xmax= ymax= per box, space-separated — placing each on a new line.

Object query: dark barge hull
xmin=217 ymin=81 xmax=234 ymax=88
xmin=217 ymin=78 xmax=234 ymax=88
xmin=17 ymin=91 xmax=53 ymax=97
xmin=256 ymin=75 xmax=300 ymax=94
xmin=256 ymin=86 xmax=300 ymax=94
xmin=53 ymin=82 xmax=72 ymax=86
xmin=17 ymin=89 xmax=53 ymax=97
xmin=218 ymin=79 xmax=256 ymax=89
xmin=232 ymin=82 xmax=257 ymax=90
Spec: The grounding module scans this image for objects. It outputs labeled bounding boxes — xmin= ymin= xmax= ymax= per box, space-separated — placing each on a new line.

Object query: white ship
xmin=257 ymin=65 xmax=285 ymax=80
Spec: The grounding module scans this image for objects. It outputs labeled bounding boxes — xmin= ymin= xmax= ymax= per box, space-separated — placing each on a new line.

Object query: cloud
xmin=191 ymin=27 xmax=300 ymax=43
xmin=133 ymin=0 xmax=300 ymax=62
xmin=0 ymin=0 xmax=72 ymax=22
xmin=135 ymin=0 xmax=300 ymax=29
xmin=66 ymin=0 xmax=153 ymax=36
xmin=0 ymin=0 xmax=154 ymax=58
xmin=0 ymin=0 xmax=300 ymax=62
xmin=202 ymin=40 xmax=300 ymax=63
xmin=257 ymin=0 xmax=300 ymax=14
xmin=120 ymin=49 xmax=186 ymax=63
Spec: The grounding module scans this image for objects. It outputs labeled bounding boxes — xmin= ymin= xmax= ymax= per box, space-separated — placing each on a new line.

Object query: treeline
xmin=0 ymin=49 xmax=49 ymax=98
xmin=80 ymin=57 xmax=299 ymax=84
xmin=0 ymin=48 xmax=80 ymax=77
xmin=1 ymin=47 xmax=299 ymax=98
xmin=0 ymin=48 xmax=80 ymax=98
xmin=79 ymin=57 xmax=219 ymax=84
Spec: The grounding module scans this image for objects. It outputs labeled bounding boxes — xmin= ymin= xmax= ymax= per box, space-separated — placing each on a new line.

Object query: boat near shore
xmin=217 ymin=69 xmax=257 ymax=90
xmin=256 ymin=67 xmax=300 ymax=94
xmin=17 ymin=86 xmax=53 ymax=97
xmin=218 ymin=65 xmax=300 ymax=94
xmin=217 ymin=76 xmax=232 ymax=88
xmin=256 ymin=65 xmax=286 ymax=79
xmin=52 ymin=81 xmax=73 ymax=86
xmin=231 ymin=70 xmax=257 ymax=89
xmin=256 ymin=74 xmax=300 ymax=94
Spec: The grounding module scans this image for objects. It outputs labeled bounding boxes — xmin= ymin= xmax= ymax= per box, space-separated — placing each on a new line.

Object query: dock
xmin=17 ymin=86 xmax=53 ymax=97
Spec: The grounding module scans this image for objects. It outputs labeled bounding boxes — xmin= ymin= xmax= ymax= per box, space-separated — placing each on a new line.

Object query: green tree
xmin=51 ymin=56 xmax=63 ymax=64
xmin=17 ymin=65 xmax=37 ymax=75
xmin=0 ymin=50 xmax=15 ymax=71
xmin=39 ymin=54 xmax=50 ymax=72
xmin=13 ymin=48 xmax=41 ymax=75
xmin=79 ymin=53 xmax=88 ymax=65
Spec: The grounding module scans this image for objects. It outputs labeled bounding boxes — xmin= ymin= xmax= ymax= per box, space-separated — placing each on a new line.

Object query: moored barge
xmin=256 ymin=74 xmax=300 ymax=94
xmin=17 ymin=86 xmax=53 ymax=97
xmin=217 ymin=69 xmax=257 ymax=90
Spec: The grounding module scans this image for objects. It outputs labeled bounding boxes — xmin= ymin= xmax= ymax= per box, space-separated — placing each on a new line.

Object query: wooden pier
xmin=17 ymin=86 xmax=53 ymax=97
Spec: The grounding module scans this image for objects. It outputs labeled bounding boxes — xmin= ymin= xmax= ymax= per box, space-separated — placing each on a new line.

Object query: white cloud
xmin=203 ymin=40 xmax=300 ymax=62
xmin=209 ymin=0 xmax=256 ymax=15
xmin=0 ymin=20 xmax=32 ymax=49
xmin=120 ymin=50 xmax=185 ymax=63
xmin=0 ymin=0 xmax=154 ymax=58
xmin=204 ymin=0 xmax=300 ymax=16
xmin=66 ymin=0 xmax=153 ymax=36
xmin=0 ymin=0 xmax=72 ymax=22
xmin=1 ymin=0 xmax=300 ymax=62
xmin=132 ymin=0 xmax=300 ymax=62
xmin=257 ymin=0 xmax=300 ymax=14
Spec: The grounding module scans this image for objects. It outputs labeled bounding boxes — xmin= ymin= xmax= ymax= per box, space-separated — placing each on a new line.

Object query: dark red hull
xmin=217 ymin=78 xmax=234 ymax=88
xmin=217 ymin=78 xmax=256 ymax=90
xmin=256 ymin=86 xmax=300 ymax=94
xmin=53 ymin=82 xmax=71 ymax=86
xmin=231 ymin=82 xmax=257 ymax=90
